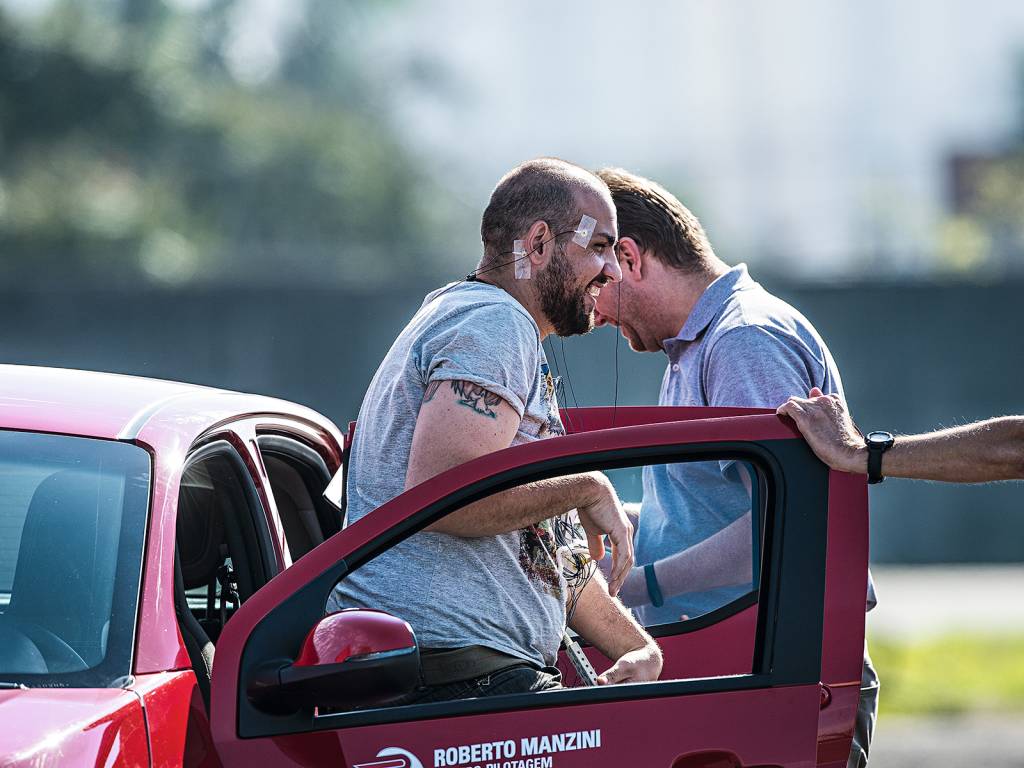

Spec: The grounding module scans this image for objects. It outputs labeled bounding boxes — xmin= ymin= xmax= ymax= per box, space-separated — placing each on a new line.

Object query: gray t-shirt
xmin=328 ymin=281 xmax=570 ymax=667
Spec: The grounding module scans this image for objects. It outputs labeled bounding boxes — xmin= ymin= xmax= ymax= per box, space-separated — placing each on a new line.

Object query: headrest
xmin=10 ymin=469 xmax=122 ymax=665
xmin=176 ymin=481 xmax=227 ymax=590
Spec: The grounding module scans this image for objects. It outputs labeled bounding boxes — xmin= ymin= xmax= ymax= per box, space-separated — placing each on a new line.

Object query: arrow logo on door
xmin=353 ymin=747 xmax=424 ymax=768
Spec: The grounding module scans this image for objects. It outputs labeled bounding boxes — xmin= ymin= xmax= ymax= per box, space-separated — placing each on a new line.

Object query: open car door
xmin=209 ymin=408 xmax=867 ymax=768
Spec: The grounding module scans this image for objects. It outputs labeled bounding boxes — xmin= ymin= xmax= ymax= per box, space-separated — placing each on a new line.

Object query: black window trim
xmin=182 ymin=440 xmax=278 ymax=592
xmin=255 ymin=433 xmax=340 ymax=542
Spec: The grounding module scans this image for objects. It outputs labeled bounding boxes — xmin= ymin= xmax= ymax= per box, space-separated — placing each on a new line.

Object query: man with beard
xmin=330 ymin=158 xmax=662 ymax=705
xmin=592 ymin=168 xmax=877 ymax=768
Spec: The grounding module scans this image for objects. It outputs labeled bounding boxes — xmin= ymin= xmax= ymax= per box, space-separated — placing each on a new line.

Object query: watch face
xmin=866 ymin=431 xmax=894 ymax=445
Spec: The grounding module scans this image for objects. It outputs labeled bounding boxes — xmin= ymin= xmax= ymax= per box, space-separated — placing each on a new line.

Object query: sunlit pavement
xmin=870 ymin=715 xmax=1024 ymax=768
xmin=869 ymin=565 xmax=1024 ymax=637
xmin=867 ymin=566 xmax=1024 ymax=767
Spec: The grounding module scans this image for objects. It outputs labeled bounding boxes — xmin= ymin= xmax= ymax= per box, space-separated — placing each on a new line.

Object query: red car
xmin=0 ymin=365 xmax=867 ymax=768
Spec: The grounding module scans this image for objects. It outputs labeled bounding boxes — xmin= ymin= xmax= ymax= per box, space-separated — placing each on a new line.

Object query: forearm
xmin=569 ymin=571 xmax=658 ymax=660
xmin=425 ymin=471 xmax=599 ymax=536
xmin=618 ymin=512 xmax=753 ymax=607
xmin=623 ymin=501 xmax=640 ymax=529
xmin=877 ymin=417 xmax=1024 ymax=483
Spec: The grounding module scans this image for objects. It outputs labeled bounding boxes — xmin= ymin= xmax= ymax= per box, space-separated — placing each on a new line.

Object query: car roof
xmin=0 ymin=364 xmax=331 ymax=443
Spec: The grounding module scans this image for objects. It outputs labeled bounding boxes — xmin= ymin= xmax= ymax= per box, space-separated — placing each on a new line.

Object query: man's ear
xmin=526 ymin=220 xmax=552 ymax=267
xmin=616 ymin=237 xmax=646 ymax=280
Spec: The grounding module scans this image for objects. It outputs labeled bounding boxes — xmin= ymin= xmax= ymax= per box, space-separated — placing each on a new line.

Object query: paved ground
xmin=866 ymin=566 xmax=1024 ymax=767
xmin=868 ymin=565 xmax=1024 ymax=637
xmin=870 ymin=715 xmax=1024 ymax=768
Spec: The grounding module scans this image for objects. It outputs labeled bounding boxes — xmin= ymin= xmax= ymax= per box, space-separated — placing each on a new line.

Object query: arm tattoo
xmin=451 ymin=380 xmax=502 ymax=419
xmin=423 ymin=380 xmax=443 ymax=403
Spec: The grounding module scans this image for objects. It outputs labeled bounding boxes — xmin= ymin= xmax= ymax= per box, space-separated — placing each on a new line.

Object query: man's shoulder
xmin=416 ymin=282 xmax=539 ymax=338
xmin=709 ymin=282 xmax=824 ymax=348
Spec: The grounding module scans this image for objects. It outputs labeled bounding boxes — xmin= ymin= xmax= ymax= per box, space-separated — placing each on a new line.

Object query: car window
xmin=0 ymin=430 xmax=150 ymax=688
xmin=178 ymin=446 xmax=276 ymax=633
xmin=324 ymin=452 xmax=768 ymax=717
xmin=175 ymin=442 xmax=278 ymax=709
xmin=603 ymin=458 xmax=763 ymax=627
xmin=256 ymin=435 xmax=341 ymax=561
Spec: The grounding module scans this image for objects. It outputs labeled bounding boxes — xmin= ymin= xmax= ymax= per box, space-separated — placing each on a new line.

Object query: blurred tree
xmin=937 ymin=50 xmax=1024 ymax=276
xmin=944 ymin=151 xmax=1024 ymax=274
xmin=0 ymin=0 xmax=450 ymax=287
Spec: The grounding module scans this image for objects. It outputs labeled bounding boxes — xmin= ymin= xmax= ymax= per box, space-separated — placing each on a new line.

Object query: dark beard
xmin=537 ymin=244 xmax=594 ymax=337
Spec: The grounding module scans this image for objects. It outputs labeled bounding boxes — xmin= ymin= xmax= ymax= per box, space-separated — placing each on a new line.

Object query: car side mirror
xmin=248 ymin=608 xmax=419 ymax=714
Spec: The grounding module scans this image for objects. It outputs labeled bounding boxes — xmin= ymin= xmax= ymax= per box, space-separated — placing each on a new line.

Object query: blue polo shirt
xmin=636 ymin=264 xmax=874 ymax=624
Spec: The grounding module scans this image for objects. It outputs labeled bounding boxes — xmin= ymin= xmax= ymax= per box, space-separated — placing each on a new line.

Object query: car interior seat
xmin=8 ymin=470 xmax=121 ymax=671
xmin=173 ymin=458 xmax=263 ymax=708
xmin=263 ymin=454 xmax=324 ymax=560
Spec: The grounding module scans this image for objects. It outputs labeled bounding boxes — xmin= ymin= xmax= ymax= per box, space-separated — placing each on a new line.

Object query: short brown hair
xmin=596 ymin=167 xmax=714 ymax=273
xmin=481 ymin=158 xmax=602 ymax=266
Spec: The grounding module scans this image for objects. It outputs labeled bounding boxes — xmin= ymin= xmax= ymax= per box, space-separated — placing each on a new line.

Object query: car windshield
xmin=0 ymin=430 xmax=150 ymax=688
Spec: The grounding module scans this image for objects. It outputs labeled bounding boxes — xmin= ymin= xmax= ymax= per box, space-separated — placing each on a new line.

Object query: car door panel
xmin=0 ymin=689 xmax=150 ymax=768
xmin=209 ymin=411 xmax=864 ymax=768
xmin=134 ymin=671 xmax=213 ymax=768
xmin=814 ymin=471 xmax=869 ymax=766
xmin=330 ymin=684 xmax=822 ymax=768
xmin=561 ymin=600 xmax=759 ymax=686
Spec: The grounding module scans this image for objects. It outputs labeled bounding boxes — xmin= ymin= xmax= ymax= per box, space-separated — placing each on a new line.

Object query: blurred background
xmin=2 ymin=1 xmax=1022 ymax=763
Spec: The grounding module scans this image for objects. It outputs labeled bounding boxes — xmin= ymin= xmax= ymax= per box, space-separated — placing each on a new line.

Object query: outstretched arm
xmin=777 ymin=389 xmax=1024 ymax=483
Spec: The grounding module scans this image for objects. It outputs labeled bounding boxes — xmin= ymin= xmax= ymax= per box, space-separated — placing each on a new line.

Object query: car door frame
xmin=208 ymin=409 xmax=868 ymax=766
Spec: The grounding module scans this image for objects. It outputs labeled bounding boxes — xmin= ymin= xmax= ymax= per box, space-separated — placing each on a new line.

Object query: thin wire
xmin=430 ymin=229 xmax=579 ymax=301
xmin=552 ymin=513 xmax=597 ymax=625
xmin=558 ymin=337 xmax=585 ymax=433
xmin=612 ymin=280 xmax=621 ymax=428
xmin=543 ymin=338 xmax=575 ymax=434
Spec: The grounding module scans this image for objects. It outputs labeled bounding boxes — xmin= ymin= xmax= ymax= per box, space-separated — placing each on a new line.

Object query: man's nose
xmin=593 ymin=306 xmax=618 ymax=327
xmin=602 ymin=255 xmax=623 ymax=283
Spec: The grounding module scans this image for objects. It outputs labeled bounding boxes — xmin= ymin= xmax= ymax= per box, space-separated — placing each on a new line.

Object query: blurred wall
xmin=3 ymin=277 xmax=1022 ymax=563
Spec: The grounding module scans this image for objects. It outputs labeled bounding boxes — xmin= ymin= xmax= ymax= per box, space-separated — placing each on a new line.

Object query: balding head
xmin=481 ymin=158 xmax=610 ymax=267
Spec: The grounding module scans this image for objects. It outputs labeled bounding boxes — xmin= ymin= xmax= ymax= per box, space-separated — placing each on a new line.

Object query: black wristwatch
xmin=865 ymin=431 xmax=895 ymax=484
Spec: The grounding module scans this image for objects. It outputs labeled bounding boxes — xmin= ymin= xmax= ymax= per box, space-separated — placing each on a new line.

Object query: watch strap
xmin=867 ymin=445 xmax=885 ymax=484
xmin=866 ymin=431 xmax=895 ymax=484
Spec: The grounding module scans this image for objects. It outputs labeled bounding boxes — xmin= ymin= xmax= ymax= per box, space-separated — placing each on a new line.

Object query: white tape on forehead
xmin=572 ymin=214 xmax=597 ymax=248
xmin=513 ymin=239 xmax=531 ymax=279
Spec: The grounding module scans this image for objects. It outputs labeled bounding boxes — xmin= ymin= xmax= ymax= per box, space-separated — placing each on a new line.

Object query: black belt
xmin=419 ymin=645 xmax=533 ymax=686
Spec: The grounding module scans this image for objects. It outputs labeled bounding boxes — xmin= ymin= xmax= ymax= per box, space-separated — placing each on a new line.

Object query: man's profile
xmin=329 ymin=158 xmax=662 ymax=705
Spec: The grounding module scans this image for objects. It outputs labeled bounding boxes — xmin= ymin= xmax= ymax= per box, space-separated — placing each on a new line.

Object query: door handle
xmin=672 ymin=751 xmax=741 ymax=768
xmin=672 ymin=752 xmax=784 ymax=768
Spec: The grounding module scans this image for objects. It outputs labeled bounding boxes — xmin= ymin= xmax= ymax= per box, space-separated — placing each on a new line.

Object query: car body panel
xmin=335 ymin=685 xmax=823 ymax=768
xmin=815 ymin=470 xmax=869 ymax=766
xmin=134 ymin=671 xmax=221 ymax=768
xmin=209 ymin=409 xmax=858 ymax=767
xmin=0 ymin=688 xmax=150 ymax=767
xmin=561 ymin=602 xmax=758 ymax=686
xmin=0 ymin=366 xmax=342 ymax=446
xmin=0 ymin=364 xmax=210 ymax=441
xmin=210 ymin=411 xmax=808 ymax=751
xmin=0 ymin=368 xmax=868 ymax=768
xmin=0 ymin=366 xmax=344 ymax=766
xmin=134 ymin=411 xmax=344 ymax=675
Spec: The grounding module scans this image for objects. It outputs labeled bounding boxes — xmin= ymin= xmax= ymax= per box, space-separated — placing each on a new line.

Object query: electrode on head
xmin=572 ymin=215 xmax=597 ymax=248
xmin=513 ymin=239 xmax=530 ymax=279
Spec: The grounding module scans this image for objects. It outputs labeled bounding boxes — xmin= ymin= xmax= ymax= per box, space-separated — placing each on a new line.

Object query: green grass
xmin=869 ymin=632 xmax=1024 ymax=716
